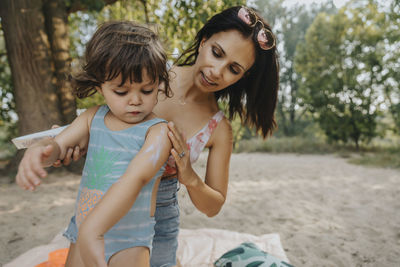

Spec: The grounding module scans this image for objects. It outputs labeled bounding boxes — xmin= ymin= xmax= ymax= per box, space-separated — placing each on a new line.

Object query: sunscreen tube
xmin=12 ymin=125 xmax=69 ymax=149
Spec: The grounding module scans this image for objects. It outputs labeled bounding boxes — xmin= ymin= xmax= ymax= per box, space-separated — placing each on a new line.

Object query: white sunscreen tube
xmin=12 ymin=125 xmax=69 ymax=149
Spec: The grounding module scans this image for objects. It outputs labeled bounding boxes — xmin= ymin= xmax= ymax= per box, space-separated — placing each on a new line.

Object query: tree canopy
xmin=295 ymin=0 xmax=396 ymax=147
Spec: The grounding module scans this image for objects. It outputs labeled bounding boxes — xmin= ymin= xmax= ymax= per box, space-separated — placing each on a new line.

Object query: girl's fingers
xmin=16 ymin=174 xmax=31 ymax=191
xmin=26 ymin=156 xmax=44 ymax=188
xmin=53 ymin=160 xmax=62 ymax=167
xmin=63 ymin=147 xmax=73 ymax=166
xmin=51 ymin=124 xmax=60 ymax=129
xmin=31 ymin=161 xmax=47 ymax=180
xmin=20 ymin=166 xmax=36 ymax=191
xmin=16 ymin=168 xmax=28 ymax=190
xmin=25 ymin=169 xmax=40 ymax=190
xmin=72 ymin=146 xmax=81 ymax=161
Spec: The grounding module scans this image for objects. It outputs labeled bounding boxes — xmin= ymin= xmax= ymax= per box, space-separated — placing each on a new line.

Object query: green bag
xmin=214 ymin=242 xmax=294 ymax=267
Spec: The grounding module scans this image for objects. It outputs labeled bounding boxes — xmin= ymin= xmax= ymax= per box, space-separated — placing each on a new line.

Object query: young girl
xmin=15 ymin=21 xmax=172 ymax=267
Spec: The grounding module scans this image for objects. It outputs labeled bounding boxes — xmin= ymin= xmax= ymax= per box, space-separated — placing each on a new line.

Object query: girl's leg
xmin=65 ymin=243 xmax=85 ymax=267
xmin=151 ymin=178 xmax=180 ymax=267
xmin=108 ymin=246 xmax=149 ymax=267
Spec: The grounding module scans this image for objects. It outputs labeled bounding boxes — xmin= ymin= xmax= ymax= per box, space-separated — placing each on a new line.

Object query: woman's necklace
xmin=178 ymin=96 xmax=186 ymax=105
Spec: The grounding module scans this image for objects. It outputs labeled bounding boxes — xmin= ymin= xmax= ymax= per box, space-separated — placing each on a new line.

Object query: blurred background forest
xmin=0 ymin=0 xmax=399 ymax=178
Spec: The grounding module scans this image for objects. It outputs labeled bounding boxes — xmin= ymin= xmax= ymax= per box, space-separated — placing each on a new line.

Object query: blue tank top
xmin=73 ymin=105 xmax=167 ymax=257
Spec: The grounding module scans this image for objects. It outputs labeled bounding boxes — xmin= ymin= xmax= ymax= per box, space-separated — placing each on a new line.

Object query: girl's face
xmin=194 ymin=30 xmax=256 ymax=93
xmin=98 ymin=71 xmax=159 ymax=125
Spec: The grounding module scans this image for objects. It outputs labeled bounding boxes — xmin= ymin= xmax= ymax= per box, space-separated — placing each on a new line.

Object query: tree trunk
xmin=43 ymin=0 xmax=76 ymax=124
xmin=277 ymin=94 xmax=288 ymax=136
xmin=0 ymin=0 xmax=64 ymax=178
xmin=0 ymin=0 xmax=123 ymax=179
xmin=0 ymin=0 xmax=63 ymax=135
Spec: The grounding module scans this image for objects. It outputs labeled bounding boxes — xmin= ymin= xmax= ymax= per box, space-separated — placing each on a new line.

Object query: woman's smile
xmin=200 ymin=71 xmax=218 ymax=87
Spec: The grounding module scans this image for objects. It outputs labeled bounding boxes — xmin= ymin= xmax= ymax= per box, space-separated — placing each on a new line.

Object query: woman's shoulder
xmin=217 ymin=116 xmax=232 ymax=135
xmin=209 ymin=115 xmax=232 ymax=146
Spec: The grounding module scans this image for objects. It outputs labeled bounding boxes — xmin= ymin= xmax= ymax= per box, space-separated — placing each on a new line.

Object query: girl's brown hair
xmin=72 ymin=21 xmax=170 ymax=98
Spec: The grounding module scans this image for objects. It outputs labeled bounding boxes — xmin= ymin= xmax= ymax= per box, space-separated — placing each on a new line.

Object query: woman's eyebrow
xmin=214 ymin=42 xmax=245 ymax=72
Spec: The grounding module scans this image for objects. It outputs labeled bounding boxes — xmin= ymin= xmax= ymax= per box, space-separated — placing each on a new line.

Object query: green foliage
xmin=384 ymin=0 xmax=400 ymax=133
xmin=234 ymin=135 xmax=359 ymax=154
xmin=0 ymin=126 xmax=16 ymax=160
xmin=68 ymin=0 xmax=248 ymax=109
xmin=76 ymin=93 xmax=106 ymax=109
xmin=70 ymin=0 xmax=247 ymax=57
xmin=348 ymin=146 xmax=400 ymax=169
xmin=256 ymin=0 xmax=336 ymax=137
xmin=155 ymin=0 xmax=246 ymax=58
xmin=64 ymin=0 xmax=108 ymax=12
xmin=0 ymin=21 xmax=17 ymax=142
xmin=295 ymin=1 xmax=391 ymax=148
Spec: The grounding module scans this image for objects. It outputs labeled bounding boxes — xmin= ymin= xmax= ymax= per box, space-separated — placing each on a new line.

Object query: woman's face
xmin=194 ymin=29 xmax=255 ymax=93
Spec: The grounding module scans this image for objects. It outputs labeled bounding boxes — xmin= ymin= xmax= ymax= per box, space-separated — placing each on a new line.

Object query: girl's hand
xmin=77 ymin=232 xmax=107 ymax=267
xmin=167 ymin=122 xmax=196 ymax=187
xmin=16 ymin=142 xmax=55 ymax=191
xmin=51 ymin=125 xmax=82 ymax=167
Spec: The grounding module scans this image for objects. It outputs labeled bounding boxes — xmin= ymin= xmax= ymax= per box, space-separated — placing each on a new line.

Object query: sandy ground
xmin=1 ymin=152 xmax=400 ymax=266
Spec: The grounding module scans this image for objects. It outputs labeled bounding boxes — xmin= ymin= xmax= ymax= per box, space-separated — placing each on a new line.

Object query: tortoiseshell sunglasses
xmin=238 ymin=6 xmax=276 ymax=50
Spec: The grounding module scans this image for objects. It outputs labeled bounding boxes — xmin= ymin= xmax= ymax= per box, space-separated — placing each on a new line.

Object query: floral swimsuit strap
xmin=164 ymin=110 xmax=225 ymax=176
xmin=187 ymin=110 xmax=225 ymax=163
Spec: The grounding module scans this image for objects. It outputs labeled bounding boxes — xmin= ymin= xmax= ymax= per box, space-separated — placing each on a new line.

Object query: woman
xmin=58 ymin=6 xmax=278 ymax=267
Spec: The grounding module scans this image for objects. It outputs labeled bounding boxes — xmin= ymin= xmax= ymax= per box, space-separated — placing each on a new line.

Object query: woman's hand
xmin=51 ymin=125 xmax=82 ymax=167
xmin=167 ymin=122 xmax=197 ymax=187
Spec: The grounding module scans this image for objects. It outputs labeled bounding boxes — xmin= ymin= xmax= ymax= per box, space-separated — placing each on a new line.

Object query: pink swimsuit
xmin=164 ymin=110 xmax=225 ymax=176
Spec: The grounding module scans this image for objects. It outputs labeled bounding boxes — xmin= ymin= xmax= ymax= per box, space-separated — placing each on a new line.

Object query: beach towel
xmin=5 ymin=228 xmax=289 ymax=267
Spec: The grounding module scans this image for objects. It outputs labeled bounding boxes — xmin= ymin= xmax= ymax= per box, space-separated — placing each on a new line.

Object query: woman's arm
xmin=15 ymin=107 xmax=96 ymax=191
xmin=77 ymin=123 xmax=171 ymax=266
xmin=168 ymin=119 xmax=233 ymax=217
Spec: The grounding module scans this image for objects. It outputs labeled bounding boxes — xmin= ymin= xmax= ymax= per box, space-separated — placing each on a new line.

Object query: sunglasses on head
xmin=238 ymin=6 xmax=276 ymax=51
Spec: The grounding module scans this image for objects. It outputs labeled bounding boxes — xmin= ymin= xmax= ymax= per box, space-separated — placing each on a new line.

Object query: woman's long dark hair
xmin=176 ymin=6 xmax=279 ymax=138
xmin=72 ymin=21 xmax=171 ymax=99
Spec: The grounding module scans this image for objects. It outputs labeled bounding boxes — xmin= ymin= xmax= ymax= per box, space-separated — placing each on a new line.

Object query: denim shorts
xmin=63 ymin=216 xmax=78 ymax=243
xmin=150 ymin=178 xmax=180 ymax=267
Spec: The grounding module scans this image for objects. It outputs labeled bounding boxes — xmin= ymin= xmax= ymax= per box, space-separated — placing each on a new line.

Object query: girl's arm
xmin=168 ymin=118 xmax=232 ymax=217
xmin=15 ymin=107 xmax=97 ymax=191
xmin=77 ymin=123 xmax=171 ymax=267
xmin=54 ymin=106 xmax=97 ymax=159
